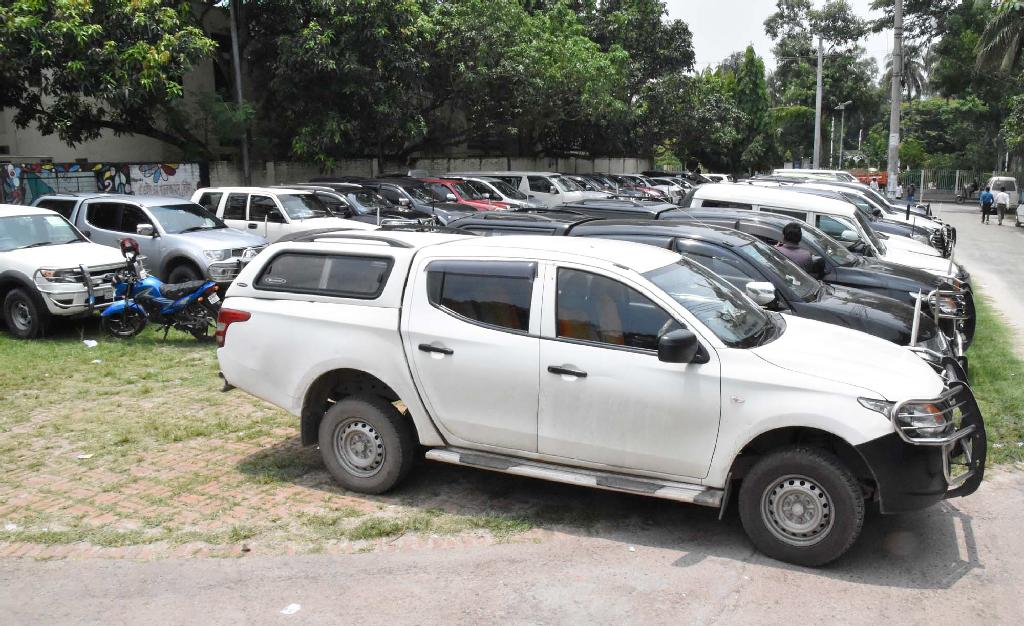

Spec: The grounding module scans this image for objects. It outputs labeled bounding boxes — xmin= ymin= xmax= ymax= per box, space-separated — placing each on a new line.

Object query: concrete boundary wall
xmin=210 ymin=156 xmax=652 ymax=187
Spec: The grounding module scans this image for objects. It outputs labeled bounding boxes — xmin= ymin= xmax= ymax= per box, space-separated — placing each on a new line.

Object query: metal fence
xmin=897 ymin=169 xmax=1024 ymax=203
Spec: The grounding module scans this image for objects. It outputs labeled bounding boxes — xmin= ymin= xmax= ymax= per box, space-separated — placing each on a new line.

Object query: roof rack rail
xmin=378 ymin=223 xmax=471 ymax=235
xmin=276 ymin=229 xmax=416 ymax=247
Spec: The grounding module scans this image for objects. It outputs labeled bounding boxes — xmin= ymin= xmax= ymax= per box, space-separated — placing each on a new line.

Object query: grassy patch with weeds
xmin=346 ymin=509 xmax=531 ymax=542
xmin=968 ymin=292 xmax=1024 ymax=464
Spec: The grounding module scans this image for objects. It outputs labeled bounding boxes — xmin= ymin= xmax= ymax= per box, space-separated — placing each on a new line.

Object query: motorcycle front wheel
xmin=102 ymin=308 xmax=147 ymax=338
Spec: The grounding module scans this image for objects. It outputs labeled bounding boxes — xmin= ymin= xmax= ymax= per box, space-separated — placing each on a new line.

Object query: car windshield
xmin=147 ymin=203 xmax=226 ymax=234
xmin=798 ymin=224 xmax=858 ymax=267
xmin=839 ymin=192 xmax=880 ymax=219
xmin=278 ymin=194 xmax=330 ymax=219
xmin=487 ymin=179 xmax=527 ymax=200
xmin=452 ymin=182 xmax=484 ymax=200
xmin=572 ymin=177 xmax=599 ymax=191
xmin=464 ymin=180 xmax=495 ymax=198
xmin=347 ymin=191 xmax=391 ymax=212
xmin=0 ymin=214 xmax=85 ymax=252
xmin=853 ymin=212 xmax=885 ymax=254
xmin=644 ymin=258 xmax=776 ymax=348
xmin=734 ymin=240 xmax=819 ymax=301
xmin=402 ymin=184 xmax=437 ymax=203
xmin=553 ymin=176 xmax=578 ymax=192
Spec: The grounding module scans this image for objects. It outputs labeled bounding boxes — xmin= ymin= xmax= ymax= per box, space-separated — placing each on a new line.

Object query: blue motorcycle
xmin=101 ymin=238 xmax=222 ymax=341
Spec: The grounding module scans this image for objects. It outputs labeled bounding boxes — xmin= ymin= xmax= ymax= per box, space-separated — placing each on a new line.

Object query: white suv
xmin=193 ymin=187 xmax=374 ymax=243
xmin=218 ymin=231 xmax=985 ymax=566
xmin=0 ymin=205 xmax=123 ymax=338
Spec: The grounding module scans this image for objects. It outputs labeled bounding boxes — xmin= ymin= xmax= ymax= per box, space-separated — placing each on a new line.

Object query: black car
xmin=449 ymin=209 xmax=594 ymax=236
xmin=666 ymin=209 xmax=975 ymax=351
xmin=560 ymin=198 xmax=681 ymax=220
xmin=311 ymin=177 xmax=474 ymax=225
xmin=277 ymin=184 xmax=422 ymax=226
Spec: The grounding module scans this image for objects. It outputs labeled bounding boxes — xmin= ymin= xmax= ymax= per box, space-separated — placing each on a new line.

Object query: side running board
xmin=425 ymin=447 xmax=723 ymax=508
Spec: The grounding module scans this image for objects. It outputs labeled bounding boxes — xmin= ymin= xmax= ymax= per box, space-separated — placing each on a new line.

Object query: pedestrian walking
xmin=907 ymin=182 xmax=917 ymax=207
xmin=980 ymin=186 xmax=994 ymax=224
xmin=995 ymin=186 xmax=1011 ymax=225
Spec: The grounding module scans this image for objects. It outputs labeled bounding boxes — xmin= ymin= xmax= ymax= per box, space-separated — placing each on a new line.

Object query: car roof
xmin=199 ymin=186 xmax=313 ymax=195
xmin=450 ymin=210 xmax=589 ymax=226
xmin=692 ymin=182 xmax=856 ymax=215
xmin=571 ymin=219 xmax=755 ymax=247
xmin=439 ymin=234 xmax=681 ymax=273
xmin=0 ymin=203 xmax=58 ymax=217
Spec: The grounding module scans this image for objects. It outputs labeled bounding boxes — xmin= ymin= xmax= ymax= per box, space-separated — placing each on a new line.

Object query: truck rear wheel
xmin=738 ymin=446 xmax=864 ymax=567
xmin=318 ymin=395 xmax=416 ymax=494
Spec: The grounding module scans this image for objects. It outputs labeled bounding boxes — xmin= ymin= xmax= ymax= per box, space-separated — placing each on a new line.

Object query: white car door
xmin=403 ymin=258 xmax=542 ymax=452
xmin=537 ymin=264 xmax=722 ymax=480
xmin=220 ymin=192 xmax=251 ymax=233
xmin=527 ymin=175 xmax=559 ymax=207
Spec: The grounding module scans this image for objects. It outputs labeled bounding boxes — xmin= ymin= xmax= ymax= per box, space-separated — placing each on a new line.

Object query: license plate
xmin=208 ymin=293 xmax=221 ymax=305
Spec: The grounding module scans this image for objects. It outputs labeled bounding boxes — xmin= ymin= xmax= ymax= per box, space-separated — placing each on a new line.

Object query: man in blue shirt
xmin=979 ymin=186 xmax=994 ymax=224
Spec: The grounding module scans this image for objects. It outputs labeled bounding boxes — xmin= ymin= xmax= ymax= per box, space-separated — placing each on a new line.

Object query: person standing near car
xmin=869 ymin=177 xmax=879 ymax=191
xmin=775 ymin=222 xmax=814 ymax=272
xmin=979 ymin=186 xmax=994 ymax=224
xmin=907 ymin=182 xmax=917 ymax=207
xmin=995 ymin=186 xmax=1011 ymax=225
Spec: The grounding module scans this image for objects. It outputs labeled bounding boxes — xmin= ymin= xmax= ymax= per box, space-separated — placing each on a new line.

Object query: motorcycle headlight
xmin=204 ymin=249 xmax=233 ymax=262
xmin=858 ymin=397 xmax=894 ymax=416
xmin=36 ymin=268 xmax=81 ymax=284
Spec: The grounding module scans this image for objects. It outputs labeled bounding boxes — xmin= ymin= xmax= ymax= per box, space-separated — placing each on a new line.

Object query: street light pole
xmin=886 ymin=0 xmax=904 ymax=198
xmin=836 ymin=100 xmax=853 ymax=169
xmin=229 ymin=0 xmax=251 ymax=185
xmin=813 ymin=37 xmax=824 ymax=168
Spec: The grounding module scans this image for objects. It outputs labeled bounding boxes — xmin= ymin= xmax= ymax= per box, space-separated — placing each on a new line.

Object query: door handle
xmin=418 ymin=344 xmax=454 ymax=356
xmin=547 ymin=365 xmax=587 ymax=378
xmin=247 ymin=223 xmax=257 ymax=229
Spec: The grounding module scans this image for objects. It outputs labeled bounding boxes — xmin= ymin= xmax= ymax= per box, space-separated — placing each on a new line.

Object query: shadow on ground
xmin=238 ymin=436 xmax=981 ymax=589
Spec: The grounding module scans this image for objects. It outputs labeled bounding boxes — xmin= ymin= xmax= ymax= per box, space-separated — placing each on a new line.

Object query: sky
xmin=666 ymin=0 xmax=894 ymax=73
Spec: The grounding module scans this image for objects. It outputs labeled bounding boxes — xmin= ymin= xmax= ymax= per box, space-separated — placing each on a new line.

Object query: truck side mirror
xmin=445 ymin=193 xmax=457 ymax=202
xmin=745 ymin=281 xmax=776 ymax=306
xmin=658 ymin=329 xmax=700 ymax=363
xmin=135 ymin=223 xmax=155 ymax=237
xmin=549 ymin=186 xmax=559 ymax=195
xmin=810 ymin=255 xmax=826 ymax=278
xmin=398 ymin=197 xmax=411 ymax=206
xmin=840 ymin=229 xmax=859 ymax=242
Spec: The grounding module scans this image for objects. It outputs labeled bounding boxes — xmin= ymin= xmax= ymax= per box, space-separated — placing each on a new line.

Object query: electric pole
xmin=813 ymin=37 xmax=824 ymax=168
xmin=886 ymin=0 xmax=903 ymax=198
xmin=836 ymin=101 xmax=852 ymax=169
xmin=229 ymin=0 xmax=251 ymax=185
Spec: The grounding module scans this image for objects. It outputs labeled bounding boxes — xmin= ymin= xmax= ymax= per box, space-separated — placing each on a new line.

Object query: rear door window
xmin=223 ymin=193 xmax=248 ymax=220
xmin=84 ymin=202 xmax=122 ymax=230
xmin=256 ymin=253 xmax=393 ymax=298
xmin=700 ymin=200 xmax=752 ymax=209
xmin=426 ymin=260 xmax=535 ymax=333
xmin=34 ymin=198 xmax=77 ymax=219
xmin=761 ymin=207 xmax=808 ymax=221
xmin=528 ymin=176 xmax=552 ymax=193
xmin=196 ymin=192 xmax=224 ymax=215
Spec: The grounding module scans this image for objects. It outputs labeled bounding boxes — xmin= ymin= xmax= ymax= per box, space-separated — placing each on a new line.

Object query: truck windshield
xmin=147 ymin=203 xmax=227 ymax=234
xmin=798 ymin=224 xmax=859 ymax=267
xmin=644 ymin=259 xmax=776 ymax=348
xmin=853 ymin=212 xmax=886 ymax=254
xmin=488 ymin=180 xmax=527 ymax=200
xmin=734 ymin=240 xmax=819 ymax=302
xmin=278 ymin=194 xmax=330 ymax=219
xmin=0 ymin=214 xmax=85 ymax=252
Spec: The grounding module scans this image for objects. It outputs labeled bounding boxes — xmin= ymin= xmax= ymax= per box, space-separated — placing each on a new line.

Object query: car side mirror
xmin=872 ymin=209 xmax=883 ymax=218
xmin=840 ymin=229 xmax=859 ymax=242
xmin=810 ymin=255 xmax=826 ymax=278
xmin=446 ymin=193 xmax=457 ymax=202
xmin=745 ymin=281 xmax=776 ymax=306
xmin=658 ymin=329 xmax=700 ymax=364
xmin=549 ymin=186 xmax=559 ymax=194
xmin=398 ymin=197 xmax=411 ymax=206
xmin=135 ymin=223 xmax=155 ymax=237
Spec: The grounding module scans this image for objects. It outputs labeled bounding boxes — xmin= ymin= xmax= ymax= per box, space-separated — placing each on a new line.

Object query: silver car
xmin=34 ymin=193 xmax=268 ymax=284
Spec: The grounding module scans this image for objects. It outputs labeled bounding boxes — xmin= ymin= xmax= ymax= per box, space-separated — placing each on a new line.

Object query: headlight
xmin=858 ymin=397 xmax=894 ymax=416
xmin=36 ymin=268 xmax=81 ymax=284
xmin=204 ymin=249 xmax=233 ymax=262
xmin=936 ymin=295 xmax=959 ymax=315
xmin=893 ymin=402 xmax=951 ymax=438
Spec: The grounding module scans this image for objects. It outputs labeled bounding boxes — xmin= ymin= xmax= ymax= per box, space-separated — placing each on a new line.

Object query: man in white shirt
xmin=995 ymin=186 xmax=1011 ymax=225
xmin=869 ymin=177 xmax=879 ymax=191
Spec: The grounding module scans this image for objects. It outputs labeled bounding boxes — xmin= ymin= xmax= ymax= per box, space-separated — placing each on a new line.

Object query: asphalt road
xmin=933 ymin=201 xmax=1024 ymax=355
xmin=2 ymin=468 xmax=1023 ymax=625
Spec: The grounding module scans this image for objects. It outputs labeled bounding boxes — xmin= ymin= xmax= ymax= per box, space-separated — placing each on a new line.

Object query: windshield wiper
xmin=17 ymin=241 xmax=55 ymax=249
xmin=180 ymin=225 xmax=220 ymax=233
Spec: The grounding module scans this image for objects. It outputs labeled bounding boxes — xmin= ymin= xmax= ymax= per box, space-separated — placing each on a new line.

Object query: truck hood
xmin=751 ymin=314 xmax=944 ymax=401
xmin=882 ymin=233 xmax=942 ymax=257
xmin=879 ymin=246 xmax=959 ymax=278
xmin=291 ymin=217 xmax=375 ymax=231
xmin=183 ymin=228 xmax=268 ymax=248
xmin=797 ymin=283 xmax=937 ymax=346
xmin=9 ymin=241 xmax=124 ymax=270
xmin=851 ymin=256 xmax=949 ymax=289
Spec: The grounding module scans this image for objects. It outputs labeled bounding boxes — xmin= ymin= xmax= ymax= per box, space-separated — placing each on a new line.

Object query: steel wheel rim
xmin=333 ymin=418 xmax=385 ymax=478
xmin=10 ymin=300 xmax=32 ymax=331
xmin=761 ymin=474 xmax=835 ymax=547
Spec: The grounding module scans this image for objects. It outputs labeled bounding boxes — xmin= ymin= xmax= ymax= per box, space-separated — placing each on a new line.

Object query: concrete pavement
xmin=933 ymin=201 xmax=1024 ymax=355
xmin=2 ymin=468 xmax=1023 ymax=625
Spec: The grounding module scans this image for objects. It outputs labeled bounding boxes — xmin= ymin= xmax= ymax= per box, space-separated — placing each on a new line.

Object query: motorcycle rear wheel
xmin=102 ymin=309 xmax=147 ymax=338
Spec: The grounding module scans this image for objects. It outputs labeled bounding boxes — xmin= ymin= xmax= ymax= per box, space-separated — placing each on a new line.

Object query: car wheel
xmin=3 ymin=288 xmax=49 ymax=339
xmin=167 ymin=264 xmax=202 ymax=284
xmin=318 ymin=395 xmax=417 ymax=494
xmin=738 ymin=446 xmax=864 ymax=567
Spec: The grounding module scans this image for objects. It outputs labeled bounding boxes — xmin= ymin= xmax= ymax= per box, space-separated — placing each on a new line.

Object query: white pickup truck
xmin=217 ymin=231 xmax=986 ymax=566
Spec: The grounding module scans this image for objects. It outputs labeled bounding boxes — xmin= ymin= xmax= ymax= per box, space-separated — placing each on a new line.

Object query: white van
xmin=446 ymin=171 xmax=601 ymax=207
xmin=984 ymin=176 xmax=1019 ymax=205
xmin=685 ymin=184 xmax=967 ymax=282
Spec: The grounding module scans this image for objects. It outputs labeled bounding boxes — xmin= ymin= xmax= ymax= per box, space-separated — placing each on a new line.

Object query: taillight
xmin=216 ymin=308 xmax=251 ymax=347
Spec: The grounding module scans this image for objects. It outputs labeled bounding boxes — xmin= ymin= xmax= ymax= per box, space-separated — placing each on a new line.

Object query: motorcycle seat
xmin=161 ymin=280 xmax=208 ymax=300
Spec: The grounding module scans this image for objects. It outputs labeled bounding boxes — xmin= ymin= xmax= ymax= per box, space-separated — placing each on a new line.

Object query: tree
xmin=882 ymin=44 xmax=932 ymax=100
xmin=734 ymin=46 xmax=775 ymax=173
xmin=0 ymin=0 xmax=215 ymax=156
xmin=977 ymin=0 xmax=1024 ymax=72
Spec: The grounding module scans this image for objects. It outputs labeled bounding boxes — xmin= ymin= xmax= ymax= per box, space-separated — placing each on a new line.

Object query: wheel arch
xmin=300 ymin=368 xmax=413 ymax=447
xmin=161 ymin=254 xmax=204 ymax=281
xmin=726 ymin=426 xmax=877 ymax=497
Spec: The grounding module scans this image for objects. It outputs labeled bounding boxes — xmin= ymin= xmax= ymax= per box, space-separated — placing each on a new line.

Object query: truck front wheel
xmin=3 ymin=288 xmax=49 ymax=339
xmin=318 ymin=395 xmax=417 ymax=494
xmin=738 ymin=446 xmax=865 ymax=567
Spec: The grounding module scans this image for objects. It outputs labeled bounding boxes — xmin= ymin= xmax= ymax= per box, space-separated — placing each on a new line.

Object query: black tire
xmin=738 ymin=446 xmax=864 ymax=567
xmin=3 ymin=288 xmax=49 ymax=339
xmin=101 ymin=308 xmax=147 ymax=338
xmin=167 ymin=263 xmax=202 ymax=284
xmin=318 ymin=395 xmax=417 ymax=494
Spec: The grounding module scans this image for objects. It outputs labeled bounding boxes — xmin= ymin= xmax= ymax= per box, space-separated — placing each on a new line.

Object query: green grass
xmin=345 ymin=509 xmax=532 ymax=542
xmin=967 ymin=292 xmax=1024 ymax=464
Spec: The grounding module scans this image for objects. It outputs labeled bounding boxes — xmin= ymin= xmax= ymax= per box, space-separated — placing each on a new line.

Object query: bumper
xmin=856 ymin=383 xmax=986 ymax=514
xmin=207 ymin=259 xmax=248 ymax=282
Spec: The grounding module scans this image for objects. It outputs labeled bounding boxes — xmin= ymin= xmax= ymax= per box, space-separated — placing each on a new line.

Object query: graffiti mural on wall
xmin=0 ymin=161 xmax=202 ymax=204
